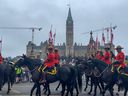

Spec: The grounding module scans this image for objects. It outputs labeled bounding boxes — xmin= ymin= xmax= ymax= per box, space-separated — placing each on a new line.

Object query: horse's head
xmin=14 ymin=57 xmax=25 ymax=67
xmin=75 ymin=59 xmax=92 ymax=75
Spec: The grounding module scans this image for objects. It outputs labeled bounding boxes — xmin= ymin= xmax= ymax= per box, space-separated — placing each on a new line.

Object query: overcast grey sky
xmin=0 ymin=0 xmax=128 ymax=57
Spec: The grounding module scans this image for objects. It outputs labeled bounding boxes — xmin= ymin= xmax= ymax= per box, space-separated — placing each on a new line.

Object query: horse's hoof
xmin=88 ymin=92 xmax=91 ymax=95
xmin=84 ymin=89 xmax=87 ymax=91
xmin=7 ymin=91 xmax=9 ymax=94
xmin=44 ymin=92 xmax=47 ymax=95
xmin=116 ymin=93 xmax=119 ymax=96
xmin=55 ymin=88 xmax=58 ymax=91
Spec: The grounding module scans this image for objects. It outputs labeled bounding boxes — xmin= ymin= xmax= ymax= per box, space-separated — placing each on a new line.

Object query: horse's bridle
xmin=94 ymin=65 xmax=110 ymax=77
xmin=30 ymin=66 xmax=38 ymax=73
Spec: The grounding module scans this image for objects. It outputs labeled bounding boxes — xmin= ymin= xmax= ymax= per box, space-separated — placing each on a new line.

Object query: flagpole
xmin=54 ymin=29 xmax=56 ymax=45
xmin=0 ymin=36 xmax=2 ymax=53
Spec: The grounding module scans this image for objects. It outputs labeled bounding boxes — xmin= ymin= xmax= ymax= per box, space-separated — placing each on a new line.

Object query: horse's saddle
xmin=119 ymin=68 xmax=128 ymax=76
xmin=46 ymin=67 xmax=57 ymax=75
xmin=38 ymin=66 xmax=57 ymax=75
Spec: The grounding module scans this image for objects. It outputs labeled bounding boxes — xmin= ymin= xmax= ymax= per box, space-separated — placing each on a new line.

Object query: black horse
xmin=85 ymin=59 xmax=119 ymax=96
xmin=15 ymin=55 xmax=82 ymax=96
xmin=0 ymin=62 xmax=16 ymax=94
xmin=117 ymin=70 xmax=128 ymax=96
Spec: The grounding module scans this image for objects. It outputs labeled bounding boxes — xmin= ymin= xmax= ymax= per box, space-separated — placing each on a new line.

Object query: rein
xmin=94 ymin=65 xmax=109 ymax=77
xmin=30 ymin=66 xmax=38 ymax=73
xmin=85 ymin=71 xmax=92 ymax=76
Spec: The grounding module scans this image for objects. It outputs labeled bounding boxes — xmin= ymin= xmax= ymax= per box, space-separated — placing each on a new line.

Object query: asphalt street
xmin=0 ymin=81 xmax=124 ymax=96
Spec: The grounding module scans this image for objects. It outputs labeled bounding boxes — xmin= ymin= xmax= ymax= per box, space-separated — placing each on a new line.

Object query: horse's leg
xmin=7 ymin=77 xmax=11 ymax=94
xmin=88 ymin=78 xmax=93 ymax=95
xmin=61 ymin=83 xmax=65 ymax=96
xmin=36 ymin=82 xmax=41 ymax=96
xmin=69 ymin=85 xmax=74 ymax=96
xmin=75 ymin=83 xmax=79 ymax=96
xmin=47 ymin=84 xmax=51 ymax=96
xmin=56 ymin=82 xmax=61 ymax=91
xmin=65 ymin=85 xmax=70 ymax=96
xmin=43 ymin=83 xmax=48 ymax=94
xmin=98 ymin=83 xmax=102 ymax=94
xmin=84 ymin=76 xmax=89 ymax=91
xmin=109 ymin=87 xmax=114 ymax=96
xmin=93 ymin=84 xmax=97 ymax=96
xmin=124 ymin=90 xmax=128 ymax=96
xmin=30 ymin=83 xmax=37 ymax=96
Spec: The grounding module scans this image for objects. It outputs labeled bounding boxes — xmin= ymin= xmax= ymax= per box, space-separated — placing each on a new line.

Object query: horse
xmin=86 ymin=58 xmax=119 ymax=96
xmin=117 ymin=68 xmax=128 ymax=96
xmin=76 ymin=59 xmax=103 ymax=96
xmin=0 ymin=62 xmax=16 ymax=94
xmin=15 ymin=55 xmax=82 ymax=96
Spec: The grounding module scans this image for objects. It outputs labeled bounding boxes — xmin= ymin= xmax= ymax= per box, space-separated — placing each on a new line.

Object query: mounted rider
xmin=54 ymin=48 xmax=60 ymax=68
xmin=96 ymin=50 xmax=104 ymax=60
xmin=39 ymin=46 xmax=55 ymax=83
xmin=102 ymin=46 xmax=111 ymax=65
xmin=114 ymin=45 xmax=126 ymax=71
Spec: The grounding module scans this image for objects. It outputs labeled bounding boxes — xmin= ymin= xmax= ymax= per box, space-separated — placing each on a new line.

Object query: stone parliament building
xmin=26 ymin=8 xmax=114 ymax=59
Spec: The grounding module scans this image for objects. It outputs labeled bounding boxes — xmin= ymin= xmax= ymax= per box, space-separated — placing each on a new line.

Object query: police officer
xmin=40 ymin=47 xmax=55 ymax=83
xmin=115 ymin=45 xmax=126 ymax=70
xmin=102 ymin=46 xmax=111 ymax=65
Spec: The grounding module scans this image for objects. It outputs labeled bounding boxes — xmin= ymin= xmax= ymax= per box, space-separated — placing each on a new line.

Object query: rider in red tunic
xmin=40 ymin=47 xmax=55 ymax=83
xmin=115 ymin=45 xmax=126 ymax=68
xmin=96 ymin=50 xmax=104 ymax=60
xmin=0 ymin=53 xmax=3 ymax=64
xmin=54 ymin=48 xmax=60 ymax=67
xmin=44 ymin=47 xmax=55 ymax=68
xmin=102 ymin=46 xmax=111 ymax=65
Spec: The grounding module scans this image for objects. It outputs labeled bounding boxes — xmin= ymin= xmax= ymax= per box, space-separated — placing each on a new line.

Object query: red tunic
xmin=0 ymin=54 xmax=3 ymax=64
xmin=102 ymin=51 xmax=111 ymax=65
xmin=115 ymin=51 xmax=126 ymax=68
xmin=54 ymin=53 xmax=60 ymax=64
xmin=96 ymin=52 xmax=103 ymax=60
xmin=44 ymin=52 xmax=55 ymax=67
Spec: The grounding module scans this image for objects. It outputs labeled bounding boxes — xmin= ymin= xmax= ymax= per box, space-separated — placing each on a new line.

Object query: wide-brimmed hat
xmin=115 ymin=45 xmax=123 ymax=50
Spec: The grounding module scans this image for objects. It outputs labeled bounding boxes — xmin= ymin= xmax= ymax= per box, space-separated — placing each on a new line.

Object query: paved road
xmin=0 ymin=81 xmax=124 ymax=96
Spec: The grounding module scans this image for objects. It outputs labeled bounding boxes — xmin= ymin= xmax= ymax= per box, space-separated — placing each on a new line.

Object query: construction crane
xmin=82 ymin=25 xmax=117 ymax=43
xmin=0 ymin=27 xmax=42 ymax=43
xmin=0 ymin=27 xmax=42 ymax=58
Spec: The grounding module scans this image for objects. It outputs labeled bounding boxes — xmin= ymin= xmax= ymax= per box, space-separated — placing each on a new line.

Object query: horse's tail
xmin=77 ymin=70 xmax=82 ymax=92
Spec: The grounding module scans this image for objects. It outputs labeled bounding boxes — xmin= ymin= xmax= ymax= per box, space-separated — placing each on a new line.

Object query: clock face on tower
xmin=68 ymin=20 xmax=72 ymax=24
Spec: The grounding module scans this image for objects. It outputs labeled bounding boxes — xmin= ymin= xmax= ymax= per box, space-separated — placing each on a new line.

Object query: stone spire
xmin=89 ymin=31 xmax=95 ymax=44
xmin=67 ymin=7 xmax=73 ymax=21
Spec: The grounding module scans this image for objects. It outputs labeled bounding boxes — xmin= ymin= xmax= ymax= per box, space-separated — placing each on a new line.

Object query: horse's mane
xmin=92 ymin=59 xmax=108 ymax=68
xmin=24 ymin=56 xmax=41 ymax=67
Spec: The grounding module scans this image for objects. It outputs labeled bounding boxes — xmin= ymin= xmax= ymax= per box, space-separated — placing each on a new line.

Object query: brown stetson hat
xmin=115 ymin=45 xmax=123 ymax=50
